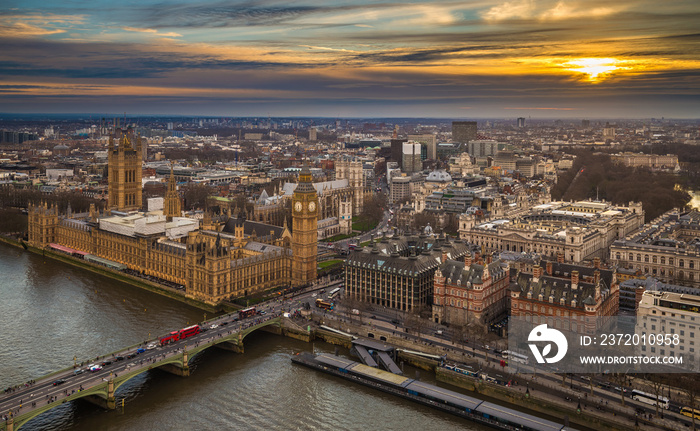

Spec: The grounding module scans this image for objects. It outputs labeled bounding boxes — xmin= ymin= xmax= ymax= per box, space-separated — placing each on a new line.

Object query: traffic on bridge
xmin=0 ymin=280 xmax=340 ymax=431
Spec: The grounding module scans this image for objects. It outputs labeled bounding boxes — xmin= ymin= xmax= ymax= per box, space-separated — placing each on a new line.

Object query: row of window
xmin=616 ymin=252 xmax=696 ymax=268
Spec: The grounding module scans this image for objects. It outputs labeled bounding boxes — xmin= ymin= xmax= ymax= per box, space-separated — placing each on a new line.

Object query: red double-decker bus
xmin=159 ymin=331 xmax=180 ymax=346
xmin=178 ymin=325 xmax=201 ymax=340
xmin=239 ymin=307 xmax=256 ymax=319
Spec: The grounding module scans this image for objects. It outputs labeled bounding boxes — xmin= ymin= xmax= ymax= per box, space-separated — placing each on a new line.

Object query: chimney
xmin=571 ymin=270 xmax=579 ymax=289
xmin=557 ymin=251 xmax=564 ymax=263
xmin=442 ymin=251 xmax=448 ymax=263
xmin=593 ymin=257 xmax=601 ymax=269
xmin=465 ymin=252 xmax=473 ymax=267
xmin=546 ymin=260 xmax=553 ymax=275
xmin=533 ymin=265 xmax=542 ymax=282
xmin=634 ymin=285 xmax=646 ymax=311
xmin=594 ymin=269 xmax=600 ymax=285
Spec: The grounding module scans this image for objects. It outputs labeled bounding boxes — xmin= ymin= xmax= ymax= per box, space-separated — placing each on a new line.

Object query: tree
xmin=182 ymin=183 xmax=212 ymax=210
xmin=413 ymin=212 xmax=439 ymax=231
xmin=645 ymin=373 xmax=665 ymax=417
xmin=610 ymin=372 xmax=632 ymax=407
xmin=670 ymin=374 xmax=698 ymax=430
xmin=355 ymin=193 xmax=385 ymax=231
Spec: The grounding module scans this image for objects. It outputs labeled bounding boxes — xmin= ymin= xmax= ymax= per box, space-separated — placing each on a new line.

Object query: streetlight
xmin=577 ymin=396 xmax=581 ymax=414
xmin=526 ymin=382 xmax=530 ymax=398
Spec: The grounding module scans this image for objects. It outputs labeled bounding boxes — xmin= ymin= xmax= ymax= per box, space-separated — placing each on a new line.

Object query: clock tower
xmin=292 ymin=162 xmax=318 ymax=287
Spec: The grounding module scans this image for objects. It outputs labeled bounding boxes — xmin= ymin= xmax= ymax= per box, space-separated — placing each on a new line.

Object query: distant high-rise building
xmin=408 ymin=134 xmax=437 ymax=160
xmin=581 ymin=119 xmax=590 ymax=129
xmin=466 ymin=140 xmax=500 ymax=158
xmin=402 ymin=142 xmax=422 ymax=174
xmin=452 ymin=121 xmax=477 ymax=143
xmin=517 ymin=117 xmax=526 ymax=128
xmin=391 ymin=138 xmax=407 ymax=167
xmin=603 ymin=122 xmax=616 ymax=138
xmin=308 ymin=128 xmax=317 ymax=141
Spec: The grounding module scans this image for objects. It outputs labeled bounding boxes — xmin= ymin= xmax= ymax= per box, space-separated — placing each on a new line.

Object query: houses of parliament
xmin=27 ymin=128 xmax=319 ymax=305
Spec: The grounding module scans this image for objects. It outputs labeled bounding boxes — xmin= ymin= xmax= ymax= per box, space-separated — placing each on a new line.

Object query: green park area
xmin=318 ymin=259 xmax=343 ymax=269
xmin=352 ymin=216 xmax=378 ymax=232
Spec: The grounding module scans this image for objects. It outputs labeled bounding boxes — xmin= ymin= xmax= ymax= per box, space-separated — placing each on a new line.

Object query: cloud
xmin=482 ymin=0 xmax=536 ymax=21
xmin=504 ymin=106 xmax=576 ymax=110
xmin=121 ymin=27 xmax=182 ymax=38
xmin=0 ymin=13 xmax=86 ymax=37
xmin=299 ymin=45 xmax=355 ymax=52
xmin=481 ymin=0 xmax=623 ymax=22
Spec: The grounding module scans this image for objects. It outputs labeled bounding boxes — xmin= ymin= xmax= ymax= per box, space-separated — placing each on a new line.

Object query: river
xmin=0 ymin=242 xmax=486 ymax=431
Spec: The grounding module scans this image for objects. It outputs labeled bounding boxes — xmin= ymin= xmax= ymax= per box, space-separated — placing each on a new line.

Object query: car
xmin=73 ymin=369 xmax=84 ymax=375
xmin=147 ymin=343 xmax=157 ymax=350
xmin=101 ymin=360 xmax=112 ymax=366
xmin=115 ymin=356 xmax=124 ymax=361
xmin=89 ymin=364 xmax=102 ymax=372
xmin=221 ymin=321 xmax=229 ymax=326
xmin=311 ymin=293 xmax=317 ymax=297
xmin=52 ymin=379 xmax=66 ymax=386
xmin=210 ymin=324 xmax=219 ymax=329
xmin=260 ymin=310 xmax=266 ymax=315
xmin=126 ymin=353 xmax=136 ymax=359
xmin=136 ymin=348 xmax=145 ymax=354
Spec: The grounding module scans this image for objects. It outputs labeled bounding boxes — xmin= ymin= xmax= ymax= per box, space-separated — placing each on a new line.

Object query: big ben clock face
xmin=308 ymin=202 xmax=316 ymax=212
xmin=295 ymin=202 xmax=302 ymax=212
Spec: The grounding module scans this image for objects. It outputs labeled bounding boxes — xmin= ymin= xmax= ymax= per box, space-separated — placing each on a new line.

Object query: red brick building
xmin=432 ymin=252 xmax=510 ymax=327
xmin=510 ymin=259 xmax=619 ymax=334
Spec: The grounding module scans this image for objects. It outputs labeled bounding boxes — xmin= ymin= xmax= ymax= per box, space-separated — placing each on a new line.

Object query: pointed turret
xmin=163 ymin=163 xmax=181 ymax=220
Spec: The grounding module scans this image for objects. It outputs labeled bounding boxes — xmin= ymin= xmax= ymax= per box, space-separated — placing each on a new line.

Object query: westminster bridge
xmin=0 ymin=312 xmax=312 ymax=431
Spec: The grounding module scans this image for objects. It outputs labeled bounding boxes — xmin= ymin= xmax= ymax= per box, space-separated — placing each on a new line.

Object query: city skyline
xmin=1 ymin=0 xmax=699 ymax=118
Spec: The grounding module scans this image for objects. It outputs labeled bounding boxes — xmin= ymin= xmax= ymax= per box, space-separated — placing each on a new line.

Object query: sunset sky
xmin=1 ymin=0 xmax=699 ymax=118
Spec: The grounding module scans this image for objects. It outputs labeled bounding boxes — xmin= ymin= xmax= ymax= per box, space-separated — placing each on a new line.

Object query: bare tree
xmin=645 ymin=373 xmax=665 ymax=417
xmin=610 ymin=373 xmax=629 ymax=407
xmin=671 ymin=374 xmax=698 ymax=430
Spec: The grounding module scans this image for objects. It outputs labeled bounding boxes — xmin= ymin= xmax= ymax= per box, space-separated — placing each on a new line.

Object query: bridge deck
xmin=0 ymin=315 xmax=282 ymax=431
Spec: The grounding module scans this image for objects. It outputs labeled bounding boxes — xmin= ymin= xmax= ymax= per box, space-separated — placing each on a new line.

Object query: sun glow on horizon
xmin=563 ymin=58 xmax=621 ymax=82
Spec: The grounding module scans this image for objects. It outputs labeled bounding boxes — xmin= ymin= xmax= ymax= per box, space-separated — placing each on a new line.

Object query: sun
xmin=564 ymin=58 xmax=620 ymax=82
